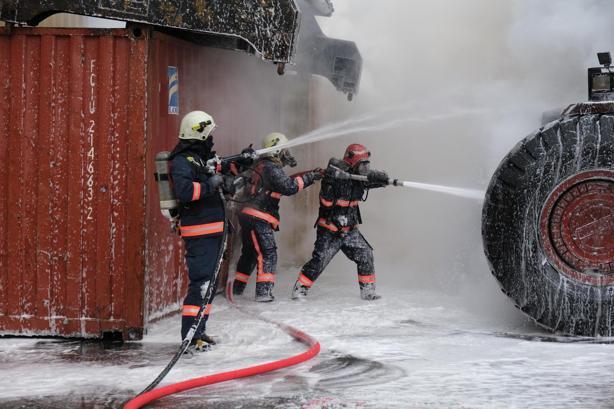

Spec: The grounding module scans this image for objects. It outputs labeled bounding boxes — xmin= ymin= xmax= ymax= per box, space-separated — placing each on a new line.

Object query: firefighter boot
xmin=185 ymin=333 xmax=217 ymax=355
xmin=291 ymin=280 xmax=310 ymax=300
xmin=255 ymin=282 xmax=275 ymax=302
xmin=359 ymin=283 xmax=381 ymax=301
xmin=232 ymin=279 xmax=247 ymax=296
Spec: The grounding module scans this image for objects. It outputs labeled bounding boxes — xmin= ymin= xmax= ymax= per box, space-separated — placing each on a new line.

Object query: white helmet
xmin=262 ymin=132 xmax=288 ymax=154
xmin=262 ymin=132 xmax=297 ymax=167
xmin=179 ymin=111 xmax=216 ymax=140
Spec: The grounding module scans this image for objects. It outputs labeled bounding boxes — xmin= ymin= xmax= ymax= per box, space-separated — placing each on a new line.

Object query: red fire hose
xmin=124 ymin=281 xmax=321 ymax=409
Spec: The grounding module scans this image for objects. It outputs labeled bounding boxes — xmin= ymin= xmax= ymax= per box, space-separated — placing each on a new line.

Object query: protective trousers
xmin=181 ymin=235 xmax=223 ymax=340
xmin=298 ymin=227 xmax=375 ymax=288
xmin=234 ymin=217 xmax=277 ymax=296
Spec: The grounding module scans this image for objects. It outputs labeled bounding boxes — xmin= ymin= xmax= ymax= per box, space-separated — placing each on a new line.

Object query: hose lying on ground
xmin=123 ymin=278 xmax=320 ymax=409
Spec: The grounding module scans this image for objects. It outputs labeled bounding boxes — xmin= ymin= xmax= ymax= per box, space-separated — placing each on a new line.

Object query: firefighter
xmin=291 ymin=143 xmax=389 ymax=301
xmin=170 ymin=110 xmax=231 ymax=352
xmin=232 ymin=132 xmax=323 ymax=302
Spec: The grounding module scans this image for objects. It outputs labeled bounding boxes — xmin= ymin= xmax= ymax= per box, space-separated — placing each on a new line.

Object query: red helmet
xmin=343 ymin=144 xmax=371 ymax=167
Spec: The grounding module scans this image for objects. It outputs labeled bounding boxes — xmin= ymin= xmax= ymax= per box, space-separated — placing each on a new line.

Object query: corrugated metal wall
xmin=0 ymin=27 xmax=148 ymax=338
xmin=0 ymin=26 xmax=321 ymax=339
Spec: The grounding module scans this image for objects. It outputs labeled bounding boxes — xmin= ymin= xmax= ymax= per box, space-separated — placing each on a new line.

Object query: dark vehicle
xmin=483 ymin=53 xmax=614 ymax=336
xmin=0 ymin=0 xmax=361 ymax=98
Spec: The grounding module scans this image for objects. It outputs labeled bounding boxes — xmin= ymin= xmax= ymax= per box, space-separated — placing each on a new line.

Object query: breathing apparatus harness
xmin=239 ymin=148 xmax=299 ymax=204
xmin=317 ymin=161 xmax=391 ymax=234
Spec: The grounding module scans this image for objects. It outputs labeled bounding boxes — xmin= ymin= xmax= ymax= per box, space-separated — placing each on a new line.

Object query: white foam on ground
xmin=1 ymin=270 xmax=614 ymax=408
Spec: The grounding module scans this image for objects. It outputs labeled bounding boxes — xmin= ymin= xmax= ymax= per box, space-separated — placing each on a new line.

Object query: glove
xmin=238 ymin=146 xmax=256 ymax=167
xmin=310 ymin=168 xmax=324 ymax=181
xmin=206 ymin=156 xmax=221 ymax=173
xmin=207 ymin=174 xmax=224 ymax=191
xmin=367 ymin=170 xmax=389 ymax=185
xmin=241 ymin=145 xmax=257 ymax=159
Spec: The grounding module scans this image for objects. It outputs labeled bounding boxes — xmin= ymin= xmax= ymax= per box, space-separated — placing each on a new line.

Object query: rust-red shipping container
xmin=0 ymin=26 xmax=319 ymax=340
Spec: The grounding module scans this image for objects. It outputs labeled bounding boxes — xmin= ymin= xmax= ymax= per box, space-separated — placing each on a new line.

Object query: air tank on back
xmin=483 ymin=53 xmax=614 ymax=336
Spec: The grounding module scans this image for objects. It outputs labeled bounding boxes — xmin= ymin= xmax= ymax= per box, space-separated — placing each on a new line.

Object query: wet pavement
xmin=3 ymin=277 xmax=614 ymax=409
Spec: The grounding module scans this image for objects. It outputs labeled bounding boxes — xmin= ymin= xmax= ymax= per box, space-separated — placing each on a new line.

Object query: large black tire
xmin=483 ymin=104 xmax=614 ymax=336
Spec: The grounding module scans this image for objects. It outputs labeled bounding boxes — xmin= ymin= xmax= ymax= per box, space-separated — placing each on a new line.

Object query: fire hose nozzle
xmin=328 ymin=165 xmax=408 ymax=188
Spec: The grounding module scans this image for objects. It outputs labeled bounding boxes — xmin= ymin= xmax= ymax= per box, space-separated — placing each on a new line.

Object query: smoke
xmin=278 ymin=0 xmax=614 ymax=323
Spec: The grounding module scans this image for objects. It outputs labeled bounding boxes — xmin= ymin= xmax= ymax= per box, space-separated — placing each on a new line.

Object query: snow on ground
xmin=1 ymin=269 xmax=614 ymax=409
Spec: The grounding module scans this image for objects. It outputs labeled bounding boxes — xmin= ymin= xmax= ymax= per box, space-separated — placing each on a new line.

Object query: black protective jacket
xmin=317 ymin=158 xmax=385 ymax=231
xmin=171 ymin=142 xmax=224 ymax=238
xmin=242 ymin=157 xmax=317 ymax=230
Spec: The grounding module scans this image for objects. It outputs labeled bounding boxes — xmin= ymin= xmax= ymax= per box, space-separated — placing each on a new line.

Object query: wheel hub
xmin=540 ymin=170 xmax=614 ymax=285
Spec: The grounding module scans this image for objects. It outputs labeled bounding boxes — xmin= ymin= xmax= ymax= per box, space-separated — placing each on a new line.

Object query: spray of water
xmin=255 ymin=106 xmax=488 ymax=200
xmin=397 ymin=181 xmax=484 ymax=200
xmin=255 ymin=107 xmax=490 ymax=155
xmin=345 ymin=170 xmax=485 ymax=200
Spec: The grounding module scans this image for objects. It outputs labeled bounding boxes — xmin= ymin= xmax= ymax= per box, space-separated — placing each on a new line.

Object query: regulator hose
xmin=123 ymin=256 xmax=320 ymax=409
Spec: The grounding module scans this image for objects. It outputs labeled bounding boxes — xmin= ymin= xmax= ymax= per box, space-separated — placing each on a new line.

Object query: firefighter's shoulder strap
xmin=248 ymin=158 xmax=272 ymax=197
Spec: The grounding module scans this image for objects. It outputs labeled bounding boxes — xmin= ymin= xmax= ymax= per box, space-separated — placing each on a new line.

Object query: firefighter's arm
xmin=267 ymin=165 xmax=321 ymax=196
xmin=171 ymin=157 xmax=222 ymax=203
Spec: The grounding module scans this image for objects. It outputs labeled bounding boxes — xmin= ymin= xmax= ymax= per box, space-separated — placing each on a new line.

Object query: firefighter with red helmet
xmin=291 ymin=143 xmax=389 ymax=301
xmin=232 ymin=133 xmax=323 ymax=302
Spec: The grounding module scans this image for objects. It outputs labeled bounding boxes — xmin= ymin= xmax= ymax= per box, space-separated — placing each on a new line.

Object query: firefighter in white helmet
xmin=168 ymin=110 xmax=248 ymax=352
xmin=231 ymin=132 xmax=323 ymax=301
